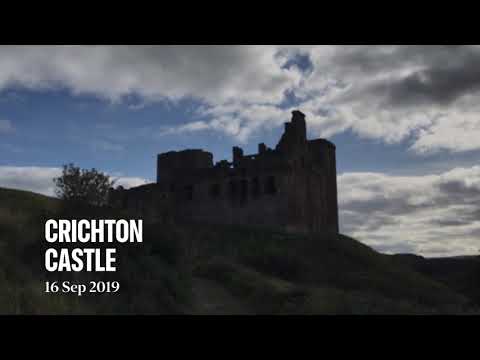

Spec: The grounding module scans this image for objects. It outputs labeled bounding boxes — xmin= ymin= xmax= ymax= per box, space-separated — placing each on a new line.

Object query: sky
xmin=0 ymin=45 xmax=479 ymax=257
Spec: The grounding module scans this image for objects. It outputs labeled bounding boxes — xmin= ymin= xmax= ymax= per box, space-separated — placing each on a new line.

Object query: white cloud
xmin=1 ymin=45 xmax=480 ymax=153
xmin=113 ymin=176 xmax=149 ymax=189
xmin=158 ymin=120 xmax=212 ymax=137
xmin=195 ymin=104 xmax=289 ymax=143
xmin=0 ymin=45 xmax=300 ymax=105
xmin=338 ymin=166 xmax=480 ymax=257
xmin=0 ymin=166 xmax=149 ymax=197
xmin=0 ymin=166 xmax=60 ymax=197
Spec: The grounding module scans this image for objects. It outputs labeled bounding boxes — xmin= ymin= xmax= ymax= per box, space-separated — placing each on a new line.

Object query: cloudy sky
xmin=0 ymin=45 xmax=479 ymax=257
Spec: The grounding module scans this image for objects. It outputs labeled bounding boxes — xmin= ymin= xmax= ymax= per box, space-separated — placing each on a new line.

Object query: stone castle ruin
xmin=111 ymin=110 xmax=339 ymax=234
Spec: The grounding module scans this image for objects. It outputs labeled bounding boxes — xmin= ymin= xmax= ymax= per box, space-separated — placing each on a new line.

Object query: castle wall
xmin=170 ymin=169 xmax=290 ymax=229
xmin=112 ymin=110 xmax=339 ymax=235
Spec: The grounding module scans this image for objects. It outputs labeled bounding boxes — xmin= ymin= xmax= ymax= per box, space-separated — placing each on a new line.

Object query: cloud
xmin=0 ymin=166 xmax=149 ymax=197
xmin=338 ymin=165 xmax=480 ymax=257
xmin=298 ymin=45 xmax=480 ymax=153
xmin=113 ymin=176 xmax=149 ymax=189
xmin=0 ymin=167 xmax=60 ymax=197
xmin=0 ymin=119 xmax=14 ymax=133
xmin=1 ymin=45 xmax=480 ymax=153
xmin=0 ymin=45 xmax=300 ymax=105
xmin=335 ymin=45 xmax=480 ymax=107
xmin=158 ymin=120 xmax=212 ymax=137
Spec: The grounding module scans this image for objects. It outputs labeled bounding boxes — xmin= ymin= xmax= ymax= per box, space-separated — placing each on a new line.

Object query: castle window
xmin=209 ymin=183 xmax=221 ymax=198
xmin=229 ymin=180 xmax=238 ymax=198
xmin=240 ymin=179 xmax=248 ymax=203
xmin=265 ymin=176 xmax=277 ymax=195
xmin=251 ymin=177 xmax=260 ymax=197
xmin=184 ymin=185 xmax=194 ymax=201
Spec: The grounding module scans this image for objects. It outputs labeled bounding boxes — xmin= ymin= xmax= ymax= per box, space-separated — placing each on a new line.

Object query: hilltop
xmin=0 ymin=186 xmax=478 ymax=314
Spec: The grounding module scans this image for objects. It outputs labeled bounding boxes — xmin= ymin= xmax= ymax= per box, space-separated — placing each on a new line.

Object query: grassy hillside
xmin=171 ymin=223 xmax=472 ymax=313
xmin=0 ymin=186 xmax=478 ymax=314
xmin=391 ymin=254 xmax=480 ymax=308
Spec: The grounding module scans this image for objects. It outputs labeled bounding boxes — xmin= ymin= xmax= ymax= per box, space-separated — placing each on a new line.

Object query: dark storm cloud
xmin=378 ymin=61 xmax=480 ymax=107
xmin=334 ymin=46 xmax=465 ymax=73
xmin=336 ymin=45 xmax=480 ymax=108
xmin=437 ymin=179 xmax=480 ymax=204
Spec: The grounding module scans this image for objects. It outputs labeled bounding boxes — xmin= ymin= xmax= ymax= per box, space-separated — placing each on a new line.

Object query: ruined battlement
xmin=157 ymin=149 xmax=213 ymax=183
xmin=111 ymin=110 xmax=339 ymax=234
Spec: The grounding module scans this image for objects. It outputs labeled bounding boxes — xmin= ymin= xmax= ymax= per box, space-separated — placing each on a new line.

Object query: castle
xmin=111 ymin=110 xmax=339 ymax=234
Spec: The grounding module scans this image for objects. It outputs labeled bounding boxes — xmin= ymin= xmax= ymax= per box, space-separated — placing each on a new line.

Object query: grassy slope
xmin=177 ymin=224 xmax=471 ymax=313
xmin=391 ymin=254 xmax=480 ymax=308
xmin=0 ymin=187 xmax=477 ymax=314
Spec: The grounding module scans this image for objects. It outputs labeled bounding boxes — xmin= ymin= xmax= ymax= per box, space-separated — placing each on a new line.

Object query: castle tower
xmin=275 ymin=110 xmax=307 ymax=154
xmin=157 ymin=149 xmax=213 ymax=183
xmin=308 ymin=139 xmax=339 ymax=233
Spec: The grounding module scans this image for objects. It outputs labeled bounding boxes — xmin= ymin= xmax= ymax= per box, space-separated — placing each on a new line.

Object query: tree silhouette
xmin=53 ymin=163 xmax=115 ymax=206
